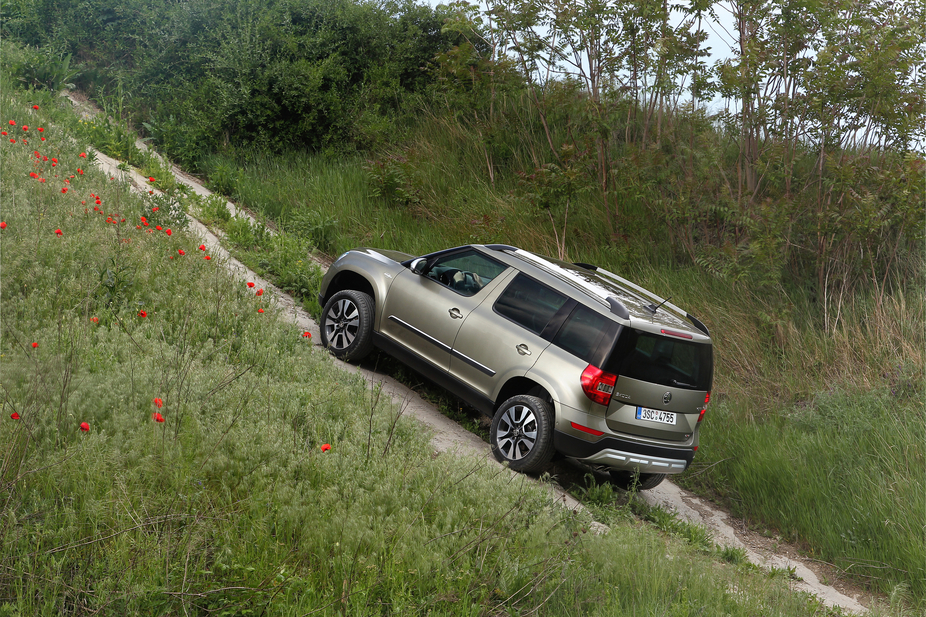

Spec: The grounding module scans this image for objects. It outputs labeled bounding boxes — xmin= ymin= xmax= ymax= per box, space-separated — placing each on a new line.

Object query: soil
xmin=74 ymin=93 xmax=879 ymax=615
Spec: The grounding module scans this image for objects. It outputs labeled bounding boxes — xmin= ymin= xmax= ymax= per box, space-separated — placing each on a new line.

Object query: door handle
xmin=449 ymin=308 xmax=463 ymax=319
xmin=516 ymin=344 xmax=531 ymax=356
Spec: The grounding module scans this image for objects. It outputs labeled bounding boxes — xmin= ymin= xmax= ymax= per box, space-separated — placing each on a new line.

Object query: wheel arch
xmin=321 ymin=270 xmax=377 ymax=308
xmin=493 ymin=377 xmax=554 ymax=415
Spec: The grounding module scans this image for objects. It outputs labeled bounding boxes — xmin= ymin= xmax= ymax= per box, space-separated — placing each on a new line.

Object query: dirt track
xmin=83 ymin=108 xmax=873 ymax=614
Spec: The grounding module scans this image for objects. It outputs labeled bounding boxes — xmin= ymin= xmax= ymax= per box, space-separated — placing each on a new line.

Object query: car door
xmin=379 ymin=248 xmax=509 ymax=371
xmin=450 ymin=273 xmax=571 ymax=401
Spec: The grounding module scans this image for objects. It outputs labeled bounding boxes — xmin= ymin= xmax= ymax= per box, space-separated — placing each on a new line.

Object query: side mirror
xmin=410 ymin=258 xmax=427 ymax=275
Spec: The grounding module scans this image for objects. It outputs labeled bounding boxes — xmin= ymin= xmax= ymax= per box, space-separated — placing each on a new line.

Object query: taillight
xmin=697 ymin=392 xmax=710 ymax=423
xmin=581 ymin=364 xmax=617 ymax=406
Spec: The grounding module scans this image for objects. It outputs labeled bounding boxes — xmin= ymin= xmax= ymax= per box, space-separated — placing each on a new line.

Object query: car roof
xmin=479 ymin=245 xmax=708 ymax=339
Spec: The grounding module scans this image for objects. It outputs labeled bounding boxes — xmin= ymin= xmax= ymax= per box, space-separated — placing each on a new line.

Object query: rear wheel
xmin=609 ymin=470 xmax=666 ymax=491
xmin=320 ymin=290 xmax=374 ymax=362
xmin=490 ymin=395 xmax=554 ymax=473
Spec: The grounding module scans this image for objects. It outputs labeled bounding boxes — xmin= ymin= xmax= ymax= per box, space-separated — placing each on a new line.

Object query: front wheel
xmin=609 ymin=470 xmax=666 ymax=491
xmin=320 ymin=290 xmax=374 ymax=362
xmin=490 ymin=395 xmax=555 ymax=473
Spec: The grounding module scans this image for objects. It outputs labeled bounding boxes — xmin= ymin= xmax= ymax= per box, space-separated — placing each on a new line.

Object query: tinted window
xmin=605 ymin=329 xmax=712 ymax=391
xmin=495 ymin=274 xmax=568 ymax=335
xmin=553 ymin=305 xmax=612 ymax=363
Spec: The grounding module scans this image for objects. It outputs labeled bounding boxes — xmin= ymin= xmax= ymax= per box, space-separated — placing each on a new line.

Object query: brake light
xmin=581 ymin=365 xmax=617 ymax=406
xmin=704 ymin=392 xmax=710 ymax=405
xmin=697 ymin=409 xmax=706 ymax=423
xmin=660 ymin=328 xmax=692 ymax=339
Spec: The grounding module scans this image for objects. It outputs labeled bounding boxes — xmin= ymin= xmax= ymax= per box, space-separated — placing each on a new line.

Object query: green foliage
xmin=8 ymin=46 xmax=79 ymax=93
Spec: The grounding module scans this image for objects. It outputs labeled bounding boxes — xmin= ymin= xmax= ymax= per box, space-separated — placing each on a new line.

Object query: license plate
xmin=636 ymin=406 xmax=676 ymax=425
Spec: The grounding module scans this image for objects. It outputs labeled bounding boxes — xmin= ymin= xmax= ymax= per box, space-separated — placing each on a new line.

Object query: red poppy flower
xmin=29 ymin=172 xmax=37 ymax=178
xmin=40 ymin=137 xmax=45 ymax=141
xmin=321 ymin=443 xmax=331 ymax=452
xmin=80 ymin=422 xmax=90 ymax=432
xmin=9 ymin=139 xmax=15 ymax=143
xmin=79 ymin=152 xmax=86 ymax=158
xmin=32 ymin=105 xmax=39 ymax=110
xmin=303 ymin=331 xmax=311 ymax=338
xmin=256 ymin=289 xmax=264 ymax=296
xmin=155 ymin=225 xmax=162 ymax=231
xmin=37 ymin=127 xmax=43 ymax=132
xmin=8 ymin=120 xmax=14 ymax=126
xmin=10 ymin=412 xmax=19 ymax=420
xmin=153 ymin=398 xmax=163 ymax=408
xmin=31 ymin=342 xmax=38 ymax=348
xmin=204 ymin=255 xmax=211 ymax=260
xmin=21 ymin=125 xmax=28 ymax=131
xmin=165 ymin=229 xmax=171 ymax=236
xmin=54 ymin=229 xmax=62 ymax=236
xmin=136 ymin=225 xmax=141 ymax=229
xmin=148 ymin=177 xmax=155 ymax=183
xmin=39 ymin=178 xmax=45 ymax=183
xmin=247 ymin=282 xmax=255 ymax=288
xmin=152 ymin=207 xmax=159 ymax=212
xmin=77 ymin=168 xmax=83 ymax=174
xmin=138 ymin=310 xmax=147 ymax=318
xmin=198 ymin=244 xmax=205 ymax=251
xmin=95 ymin=199 xmax=101 ymax=205
xmin=0 ymin=131 xmax=6 ymax=136
xmin=152 ymin=412 xmax=165 ymax=423
xmin=148 ymin=190 xmax=153 ymax=195
xmin=51 ymin=158 xmax=56 ymax=163
xmin=258 ymin=308 xmax=264 ymax=313
xmin=0 ymin=222 xmax=5 ymax=230
xmin=178 ymin=249 xmax=185 ymax=255
xmin=90 ymin=317 xmax=99 ymax=323
xmin=61 ymin=187 xmax=68 ymax=194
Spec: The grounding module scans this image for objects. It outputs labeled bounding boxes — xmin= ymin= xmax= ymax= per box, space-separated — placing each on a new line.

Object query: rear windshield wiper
xmin=670 ymin=379 xmax=696 ymax=389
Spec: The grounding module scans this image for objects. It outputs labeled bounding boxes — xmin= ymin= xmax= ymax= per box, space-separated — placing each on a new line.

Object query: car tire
xmin=490 ymin=395 xmax=555 ymax=473
xmin=609 ymin=470 xmax=666 ymax=491
xmin=320 ymin=290 xmax=374 ymax=362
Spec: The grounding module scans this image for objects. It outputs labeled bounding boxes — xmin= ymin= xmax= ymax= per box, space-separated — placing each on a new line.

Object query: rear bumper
xmin=553 ymin=430 xmax=693 ymax=474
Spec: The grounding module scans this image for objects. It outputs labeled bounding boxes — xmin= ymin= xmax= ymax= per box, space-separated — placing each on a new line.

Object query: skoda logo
xmin=663 ymin=391 xmax=672 ymax=404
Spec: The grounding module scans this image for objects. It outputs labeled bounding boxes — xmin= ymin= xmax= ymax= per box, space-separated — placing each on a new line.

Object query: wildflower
xmin=29 ymin=172 xmax=37 ymax=178
xmin=21 ymin=125 xmax=27 ymax=131
xmin=256 ymin=289 xmax=264 ymax=296
xmin=9 ymin=139 xmax=15 ymax=143
xmin=204 ymin=255 xmax=211 ymax=260
xmin=165 ymin=229 xmax=171 ymax=236
xmin=152 ymin=412 xmax=165 ymax=423
xmin=96 ymin=199 xmax=101 ymax=205
xmin=138 ymin=310 xmax=147 ymax=318
xmin=303 ymin=331 xmax=311 ymax=338
xmin=156 ymin=225 xmax=162 ymax=231
xmin=8 ymin=120 xmax=14 ymax=126
xmin=0 ymin=131 xmax=5 ymax=136
xmin=54 ymin=229 xmax=62 ymax=236
xmin=321 ymin=444 xmax=331 ymax=452
xmin=258 ymin=308 xmax=264 ymax=313
xmin=247 ymin=282 xmax=255 ymax=288
xmin=153 ymin=398 xmax=163 ymax=408
xmin=10 ymin=412 xmax=20 ymax=420
xmin=32 ymin=105 xmax=39 ymax=110
xmin=141 ymin=216 xmax=147 ymax=223
xmin=31 ymin=342 xmax=38 ymax=348
xmin=0 ymin=222 xmax=5 ymax=230
xmin=79 ymin=152 xmax=86 ymax=158
xmin=40 ymin=137 xmax=45 ymax=141
xmin=90 ymin=317 xmax=99 ymax=323
xmin=178 ymin=249 xmax=185 ymax=255
xmin=61 ymin=187 xmax=68 ymax=194
xmin=37 ymin=127 xmax=43 ymax=132
xmin=80 ymin=422 xmax=90 ymax=432
xmin=199 ymin=244 xmax=205 ymax=251
xmin=151 ymin=207 xmax=159 ymax=212
xmin=148 ymin=177 xmax=155 ymax=183
xmin=77 ymin=168 xmax=83 ymax=174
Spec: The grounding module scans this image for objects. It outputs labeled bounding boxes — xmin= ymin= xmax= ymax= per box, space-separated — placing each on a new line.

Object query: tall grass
xmin=1 ymin=81 xmax=892 ymax=616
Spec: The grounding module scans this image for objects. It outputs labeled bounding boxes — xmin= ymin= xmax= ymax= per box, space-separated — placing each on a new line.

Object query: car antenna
xmin=646 ymin=296 xmax=672 ymax=314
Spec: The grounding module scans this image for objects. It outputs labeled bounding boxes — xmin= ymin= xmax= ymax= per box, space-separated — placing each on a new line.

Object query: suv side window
xmin=552 ymin=304 xmax=614 ymax=363
xmin=494 ymin=274 xmax=568 ymax=335
xmin=426 ymin=249 xmax=507 ymax=296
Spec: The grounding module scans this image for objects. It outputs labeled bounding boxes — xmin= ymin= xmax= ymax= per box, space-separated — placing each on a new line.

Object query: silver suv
xmin=317 ymin=244 xmax=712 ymax=489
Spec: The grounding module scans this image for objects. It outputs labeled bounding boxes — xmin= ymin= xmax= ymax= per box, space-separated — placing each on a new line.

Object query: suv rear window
xmin=605 ymin=328 xmax=712 ymax=391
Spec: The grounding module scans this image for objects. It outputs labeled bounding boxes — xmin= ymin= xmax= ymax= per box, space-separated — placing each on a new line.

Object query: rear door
xmin=450 ymin=273 xmax=569 ymax=400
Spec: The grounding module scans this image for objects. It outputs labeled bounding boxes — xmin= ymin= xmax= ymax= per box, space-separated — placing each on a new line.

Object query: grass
xmin=2 ymin=76 xmax=901 ymax=617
